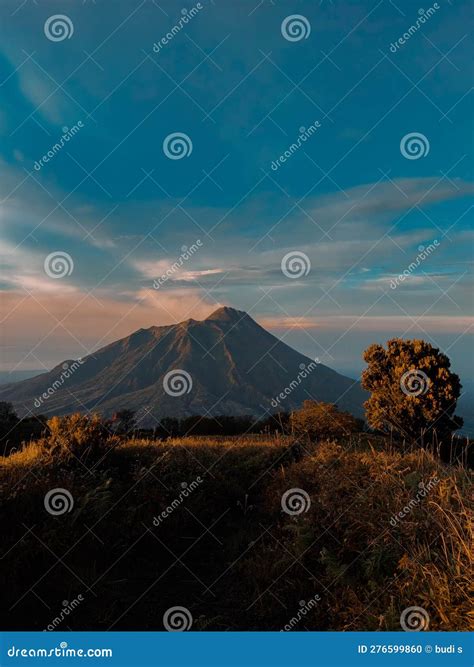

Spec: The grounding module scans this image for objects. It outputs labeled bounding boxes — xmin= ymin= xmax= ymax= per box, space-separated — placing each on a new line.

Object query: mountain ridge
xmin=0 ymin=307 xmax=367 ymax=421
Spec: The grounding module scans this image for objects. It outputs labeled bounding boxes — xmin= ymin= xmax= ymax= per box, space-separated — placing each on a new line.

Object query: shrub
xmin=111 ymin=409 xmax=136 ymax=435
xmin=45 ymin=413 xmax=116 ymax=463
xmin=290 ymin=400 xmax=359 ymax=440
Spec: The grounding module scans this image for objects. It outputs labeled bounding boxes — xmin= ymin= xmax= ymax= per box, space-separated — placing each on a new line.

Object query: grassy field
xmin=0 ymin=434 xmax=472 ymax=631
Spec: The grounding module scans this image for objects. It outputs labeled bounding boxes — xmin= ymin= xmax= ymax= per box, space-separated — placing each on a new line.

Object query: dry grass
xmin=253 ymin=441 xmax=472 ymax=631
xmin=0 ymin=434 xmax=471 ymax=631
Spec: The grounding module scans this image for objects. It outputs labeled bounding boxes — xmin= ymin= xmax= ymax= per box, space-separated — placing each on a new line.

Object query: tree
xmin=112 ymin=409 xmax=136 ymax=435
xmin=0 ymin=402 xmax=20 ymax=455
xmin=290 ymin=401 xmax=359 ymax=440
xmin=0 ymin=401 xmax=18 ymax=426
xmin=361 ymin=338 xmax=463 ymax=443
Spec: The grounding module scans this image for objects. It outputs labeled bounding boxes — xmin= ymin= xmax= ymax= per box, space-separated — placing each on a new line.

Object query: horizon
xmin=1 ymin=304 xmax=472 ymax=387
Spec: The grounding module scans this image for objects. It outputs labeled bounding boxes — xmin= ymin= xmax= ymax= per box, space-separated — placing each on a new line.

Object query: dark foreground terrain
xmin=0 ymin=434 xmax=471 ymax=631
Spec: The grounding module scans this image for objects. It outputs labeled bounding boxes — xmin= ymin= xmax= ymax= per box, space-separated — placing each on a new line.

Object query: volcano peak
xmin=205 ymin=306 xmax=249 ymax=323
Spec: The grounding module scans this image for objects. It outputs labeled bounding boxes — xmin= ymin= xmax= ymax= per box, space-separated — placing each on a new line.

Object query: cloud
xmin=0 ymin=287 xmax=218 ymax=370
xmin=300 ymin=177 xmax=474 ymax=238
xmin=260 ymin=315 xmax=474 ymax=334
xmin=1 ymin=168 xmax=472 ymax=370
xmin=0 ymin=238 xmax=79 ymax=294
xmin=179 ymin=268 xmax=225 ymax=281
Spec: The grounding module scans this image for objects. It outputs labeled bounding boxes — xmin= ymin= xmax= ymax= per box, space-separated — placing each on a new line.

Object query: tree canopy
xmin=361 ymin=338 xmax=463 ymax=443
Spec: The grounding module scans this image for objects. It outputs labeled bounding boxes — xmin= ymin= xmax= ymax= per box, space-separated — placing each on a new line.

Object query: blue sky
xmin=0 ymin=0 xmax=472 ymax=381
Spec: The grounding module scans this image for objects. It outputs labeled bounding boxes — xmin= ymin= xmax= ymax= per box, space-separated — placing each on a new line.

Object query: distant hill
xmin=0 ymin=370 xmax=43 ymax=385
xmin=0 ymin=307 xmax=367 ymax=421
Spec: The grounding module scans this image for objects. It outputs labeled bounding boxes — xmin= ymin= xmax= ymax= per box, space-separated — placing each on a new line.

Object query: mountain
xmin=0 ymin=307 xmax=367 ymax=421
xmin=0 ymin=370 xmax=44 ymax=385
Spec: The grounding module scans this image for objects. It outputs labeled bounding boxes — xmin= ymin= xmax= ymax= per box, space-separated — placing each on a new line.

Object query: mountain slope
xmin=0 ymin=307 xmax=367 ymax=420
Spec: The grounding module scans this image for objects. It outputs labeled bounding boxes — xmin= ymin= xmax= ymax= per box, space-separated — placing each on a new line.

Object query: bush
xmin=44 ymin=413 xmax=117 ymax=463
xmin=111 ymin=409 xmax=137 ymax=435
xmin=290 ymin=401 xmax=360 ymax=440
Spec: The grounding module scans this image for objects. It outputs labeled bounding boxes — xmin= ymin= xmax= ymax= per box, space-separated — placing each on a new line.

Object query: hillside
xmin=0 ymin=434 xmax=471 ymax=631
xmin=0 ymin=307 xmax=367 ymax=420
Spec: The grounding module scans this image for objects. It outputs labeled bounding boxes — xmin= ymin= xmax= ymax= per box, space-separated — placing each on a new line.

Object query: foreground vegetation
xmin=1 ymin=428 xmax=471 ymax=631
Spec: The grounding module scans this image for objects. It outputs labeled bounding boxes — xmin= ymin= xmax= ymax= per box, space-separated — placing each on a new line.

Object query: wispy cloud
xmin=260 ymin=315 xmax=474 ymax=334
